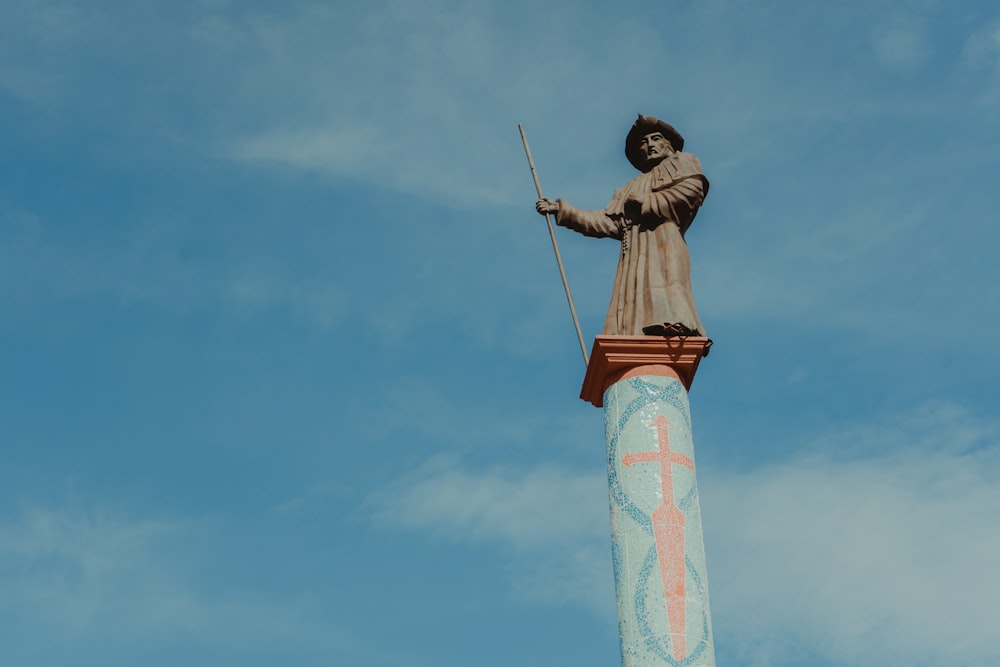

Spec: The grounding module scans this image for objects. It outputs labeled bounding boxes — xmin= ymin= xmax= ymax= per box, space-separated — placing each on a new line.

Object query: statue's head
xmin=625 ymin=114 xmax=685 ymax=172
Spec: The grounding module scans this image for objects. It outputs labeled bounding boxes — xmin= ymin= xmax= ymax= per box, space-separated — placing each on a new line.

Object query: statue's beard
xmin=645 ymin=150 xmax=673 ymax=167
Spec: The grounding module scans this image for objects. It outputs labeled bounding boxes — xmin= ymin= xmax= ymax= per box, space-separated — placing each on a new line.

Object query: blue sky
xmin=2 ymin=1 xmax=999 ymax=665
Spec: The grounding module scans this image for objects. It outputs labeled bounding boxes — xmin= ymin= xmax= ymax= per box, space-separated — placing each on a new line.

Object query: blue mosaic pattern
xmin=604 ymin=375 xmax=715 ymax=667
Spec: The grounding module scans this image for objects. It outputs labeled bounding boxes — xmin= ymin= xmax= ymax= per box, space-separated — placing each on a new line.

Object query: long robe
xmin=555 ymin=152 xmax=709 ymax=337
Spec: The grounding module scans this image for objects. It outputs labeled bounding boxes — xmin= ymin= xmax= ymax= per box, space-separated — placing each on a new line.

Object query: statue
xmin=536 ymin=115 xmax=709 ymax=338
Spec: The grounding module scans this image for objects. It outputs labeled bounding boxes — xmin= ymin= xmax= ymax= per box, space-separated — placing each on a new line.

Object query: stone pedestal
xmin=582 ymin=336 xmax=715 ymax=667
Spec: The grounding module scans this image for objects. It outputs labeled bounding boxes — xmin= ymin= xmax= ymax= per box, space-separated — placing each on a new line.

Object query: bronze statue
xmin=536 ymin=115 xmax=709 ymax=338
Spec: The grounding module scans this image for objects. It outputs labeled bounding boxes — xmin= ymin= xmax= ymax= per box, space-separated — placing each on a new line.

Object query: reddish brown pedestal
xmin=580 ymin=336 xmax=712 ymax=408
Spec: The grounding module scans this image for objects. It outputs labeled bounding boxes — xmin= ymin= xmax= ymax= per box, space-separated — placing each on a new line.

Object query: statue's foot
xmin=642 ymin=323 xmax=712 ymax=356
xmin=642 ymin=322 xmax=700 ymax=337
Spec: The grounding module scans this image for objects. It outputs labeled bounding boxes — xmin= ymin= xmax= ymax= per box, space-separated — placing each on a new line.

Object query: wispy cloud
xmin=4 ymin=0 xmax=997 ymax=208
xmin=373 ymin=459 xmax=606 ymax=549
xmin=961 ymin=19 xmax=1000 ymax=107
xmin=0 ymin=200 xmax=347 ymax=328
xmin=962 ymin=20 xmax=1000 ymax=71
xmin=705 ymin=402 xmax=1000 ymax=667
xmin=375 ymin=402 xmax=1000 ymax=666
xmin=0 ymin=506 xmax=342 ymax=660
xmin=870 ymin=15 xmax=934 ymax=70
xmin=370 ymin=457 xmax=614 ymax=612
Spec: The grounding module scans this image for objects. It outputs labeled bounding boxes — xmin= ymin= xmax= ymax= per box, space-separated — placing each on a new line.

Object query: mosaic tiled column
xmin=581 ymin=337 xmax=715 ymax=667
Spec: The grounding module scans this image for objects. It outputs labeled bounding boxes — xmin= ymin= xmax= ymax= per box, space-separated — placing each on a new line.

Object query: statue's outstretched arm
xmin=553 ymin=200 xmax=623 ymax=240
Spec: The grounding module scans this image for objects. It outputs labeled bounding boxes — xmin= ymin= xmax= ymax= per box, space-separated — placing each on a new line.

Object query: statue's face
xmin=639 ymin=132 xmax=674 ymax=166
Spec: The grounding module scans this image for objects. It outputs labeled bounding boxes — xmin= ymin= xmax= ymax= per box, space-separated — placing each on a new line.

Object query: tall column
xmin=581 ymin=336 xmax=715 ymax=667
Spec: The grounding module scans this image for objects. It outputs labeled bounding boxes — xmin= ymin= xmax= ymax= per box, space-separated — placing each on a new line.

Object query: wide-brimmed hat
xmin=625 ymin=114 xmax=685 ymax=171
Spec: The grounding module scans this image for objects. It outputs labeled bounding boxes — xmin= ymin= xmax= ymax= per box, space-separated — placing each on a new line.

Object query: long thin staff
xmin=518 ymin=124 xmax=589 ymax=366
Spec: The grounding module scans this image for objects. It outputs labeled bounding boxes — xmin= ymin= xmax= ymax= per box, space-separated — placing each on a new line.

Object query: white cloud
xmin=0 ymin=2 xmax=94 ymax=104
xmin=225 ymin=274 xmax=347 ymax=329
xmin=871 ymin=19 xmax=933 ymax=70
xmin=961 ymin=20 xmax=1000 ymax=107
xmin=3 ymin=0 xmax=992 ymax=211
xmin=212 ymin=0 xmax=580 ymax=208
xmin=370 ymin=458 xmax=615 ymax=612
xmin=0 ymin=507 xmax=339 ymax=656
xmin=375 ymin=403 xmax=1000 ymax=666
xmin=961 ymin=21 xmax=1000 ymax=70
xmin=0 ymin=201 xmax=347 ymax=327
xmin=704 ymin=403 xmax=1000 ymax=667
xmin=373 ymin=460 xmax=606 ymax=549
xmin=231 ymin=126 xmax=380 ymax=176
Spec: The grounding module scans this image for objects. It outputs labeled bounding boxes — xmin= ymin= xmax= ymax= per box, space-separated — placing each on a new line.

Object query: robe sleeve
xmin=554 ymin=199 xmax=624 ymax=240
xmin=643 ymin=176 xmax=707 ymax=234
xmin=642 ymin=153 xmax=709 ymax=235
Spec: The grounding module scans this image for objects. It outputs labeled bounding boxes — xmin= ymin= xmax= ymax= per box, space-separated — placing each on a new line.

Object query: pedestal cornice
xmin=580 ymin=335 xmax=712 ymax=407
